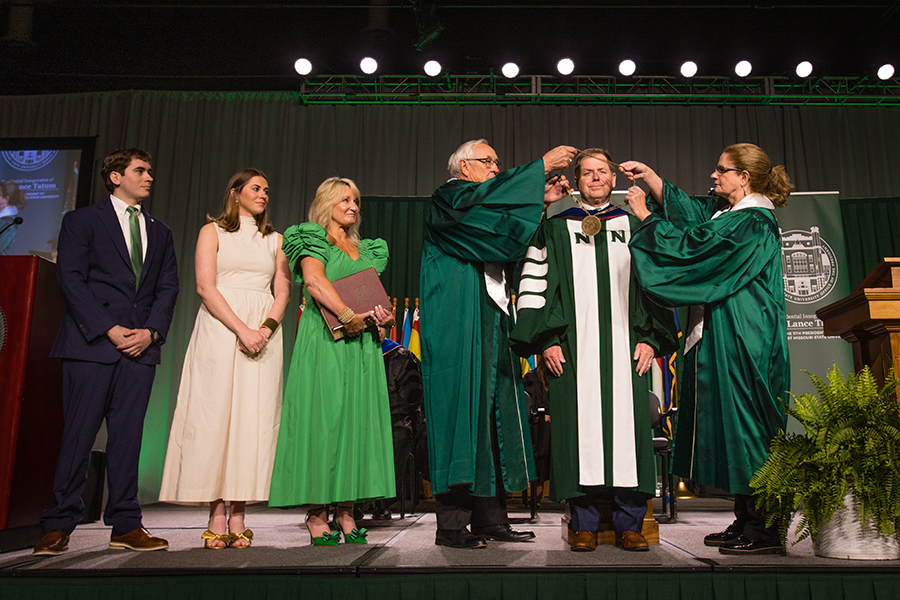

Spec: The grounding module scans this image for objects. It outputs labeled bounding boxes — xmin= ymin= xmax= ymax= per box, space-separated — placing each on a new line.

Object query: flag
xmin=388 ymin=298 xmax=398 ymax=341
xmin=401 ymin=306 xmax=412 ymax=348
xmin=408 ymin=307 xmax=421 ymax=359
xmin=659 ymin=310 xmax=683 ymax=437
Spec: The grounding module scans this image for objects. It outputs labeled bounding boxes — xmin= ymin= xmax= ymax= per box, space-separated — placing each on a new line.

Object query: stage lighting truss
xmin=295 ymin=74 xmax=900 ymax=106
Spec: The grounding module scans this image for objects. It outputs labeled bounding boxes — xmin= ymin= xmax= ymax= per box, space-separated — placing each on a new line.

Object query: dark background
xmin=1 ymin=1 xmax=898 ymax=95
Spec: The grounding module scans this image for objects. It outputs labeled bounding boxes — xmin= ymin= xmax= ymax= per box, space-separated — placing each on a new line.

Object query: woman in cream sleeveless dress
xmin=160 ymin=169 xmax=291 ymax=549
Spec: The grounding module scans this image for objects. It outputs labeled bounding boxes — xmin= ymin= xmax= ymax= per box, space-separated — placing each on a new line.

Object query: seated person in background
xmin=523 ymin=358 xmax=550 ymax=507
xmin=370 ymin=326 xmax=426 ymax=520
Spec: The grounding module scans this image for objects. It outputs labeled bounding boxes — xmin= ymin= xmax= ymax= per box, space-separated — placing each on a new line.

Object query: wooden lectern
xmin=0 ymin=256 xmax=66 ymax=552
xmin=816 ymin=258 xmax=900 ymax=388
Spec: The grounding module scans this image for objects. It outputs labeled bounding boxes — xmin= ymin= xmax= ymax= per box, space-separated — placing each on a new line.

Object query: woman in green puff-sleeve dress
xmin=621 ymin=144 xmax=792 ymax=555
xmin=268 ymin=177 xmax=395 ymax=546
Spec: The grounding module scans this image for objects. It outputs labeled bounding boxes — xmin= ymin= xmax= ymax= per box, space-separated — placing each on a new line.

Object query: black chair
xmin=649 ymin=391 xmax=677 ymax=522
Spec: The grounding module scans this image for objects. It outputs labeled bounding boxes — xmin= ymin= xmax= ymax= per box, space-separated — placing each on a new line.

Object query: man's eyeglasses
xmin=466 ymin=157 xmax=503 ymax=169
xmin=715 ymin=165 xmax=743 ymax=175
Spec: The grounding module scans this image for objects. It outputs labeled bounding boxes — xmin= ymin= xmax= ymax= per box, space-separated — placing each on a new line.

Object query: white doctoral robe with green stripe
xmin=510 ymin=207 xmax=678 ymax=500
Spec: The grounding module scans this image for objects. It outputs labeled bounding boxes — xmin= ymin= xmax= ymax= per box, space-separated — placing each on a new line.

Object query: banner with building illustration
xmin=778 ymin=191 xmax=854 ymax=404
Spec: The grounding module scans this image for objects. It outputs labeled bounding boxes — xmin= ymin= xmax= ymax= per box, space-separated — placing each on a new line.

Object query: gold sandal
xmin=201 ymin=529 xmax=231 ymax=549
xmin=229 ymin=529 xmax=253 ymax=548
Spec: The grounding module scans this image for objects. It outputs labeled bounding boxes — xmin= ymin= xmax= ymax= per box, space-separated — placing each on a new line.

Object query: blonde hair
xmin=308 ymin=177 xmax=362 ymax=244
xmin=211 ymin=168 xmax=275 ymax=236
xmin=723 ymin=143 xmax=793 ymax=208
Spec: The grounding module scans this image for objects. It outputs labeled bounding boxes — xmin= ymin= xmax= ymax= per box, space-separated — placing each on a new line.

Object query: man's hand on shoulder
xmin=107 ymin=326 xmax=152 ymax=357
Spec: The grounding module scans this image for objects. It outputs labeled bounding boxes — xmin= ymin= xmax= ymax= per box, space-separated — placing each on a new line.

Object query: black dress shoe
xmin=471 ymin=524 xmax=535 ymax=542
xmin=435 ymin=528 xmax=487 ymax=549
xmin=703 ymin=522 xmax=744 ymax=547
xmin=718 ymin=535 xmax=782 ymax=555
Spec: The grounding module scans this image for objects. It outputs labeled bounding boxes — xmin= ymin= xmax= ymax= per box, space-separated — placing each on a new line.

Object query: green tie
xmin=126 ymin=206 xmax=143 ymax=289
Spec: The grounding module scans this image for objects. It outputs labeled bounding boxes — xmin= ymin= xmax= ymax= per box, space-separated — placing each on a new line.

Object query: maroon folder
xmin=317 ymin=267 xmax=391 ymax=340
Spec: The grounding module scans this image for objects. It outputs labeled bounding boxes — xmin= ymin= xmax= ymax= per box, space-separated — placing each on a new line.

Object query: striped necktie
xmin=126 ymin=206 xmax=142 ymax=289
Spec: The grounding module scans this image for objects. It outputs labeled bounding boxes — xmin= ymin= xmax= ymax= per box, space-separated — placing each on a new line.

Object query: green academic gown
xmin=509 ymin=207 xmax=678 ymax=501
xmin=628 ymin=181 xmax=790 ymax=495
xmin=420 ymin=160 xmax=543 ymax=497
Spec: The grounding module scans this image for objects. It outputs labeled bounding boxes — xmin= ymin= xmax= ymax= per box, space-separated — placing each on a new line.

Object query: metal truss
xmin=297 ymin=74 xmax=900 ymax=106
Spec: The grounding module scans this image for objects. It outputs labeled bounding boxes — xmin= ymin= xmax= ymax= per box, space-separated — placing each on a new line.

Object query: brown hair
xmin=573 ymin=148 xmax=613 ymax=180
xmin=101 ymin=148 xmax=152 ymax=193
xmin=723 ymin=143 xmax=793 ymax=207
xmin=0 ymin=180 xmax=25 ymax=209
xmin=210 ymin=168 xmax=275 ymax=236
xmin=308 ymin=177 xmax=362 ymax=244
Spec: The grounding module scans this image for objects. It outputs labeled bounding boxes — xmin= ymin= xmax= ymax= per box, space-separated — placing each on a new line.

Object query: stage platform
xmin=1 ymin=498 xmax=899 ymax=599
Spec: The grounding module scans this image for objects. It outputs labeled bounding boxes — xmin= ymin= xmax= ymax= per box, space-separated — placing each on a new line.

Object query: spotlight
xmin=424 ymin=60 xmax=442 ymax=77
xmin=877 ymin=64 xmax=895 ymax=80
xmin=795 ymin=61 xmax=813 ymax=78
xmin=360 ymin=57 xmax=378 ymax=75
xmin=501 ymin=62 xmax=520 ymax=78
xmin=294 ymin=58 xmax=312 ymax=76
xmin=618 ymin=59 xmax=636 ymax=76
xmin=734 ymin=61 xmax=752 ymax=77
xmin=680 ymin=61 xmax=697 ymax=78
xmin=557 ymin=58 xmax=575 ymax=76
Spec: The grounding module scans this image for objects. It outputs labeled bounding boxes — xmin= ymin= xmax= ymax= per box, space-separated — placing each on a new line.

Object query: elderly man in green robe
xmin=510 ymin=149 xmax=679 ymax=552
xmin=421 ymin=139 xmax=576 ymax=549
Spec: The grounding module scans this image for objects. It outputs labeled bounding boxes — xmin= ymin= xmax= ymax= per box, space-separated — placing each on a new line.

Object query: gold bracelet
xmin=337 ymin=306 xmax=356 ymax=325
xmin=261 ymin=318 xmax=279 ymax=336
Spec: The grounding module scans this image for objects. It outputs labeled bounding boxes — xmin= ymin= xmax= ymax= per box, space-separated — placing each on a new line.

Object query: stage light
xmin=294 ymin=58 xmax=312 ymax=76
xmin=424 ymin=60 xmax=442 ymax=77
xmin=680 ymin=61 xmax=697 ymax=78
xmin=795 ymin=61 xmax=813 ymax=78
xmin=734 ymin=61 xmax=752 ymax=77
xmin=360 ymin=57 xmax=378 ymax=75
xmin=619 ymin=59 xmax=636 ymax=76
xmin=877 ymin=64 xmax=895 ymax=80
xmin=501 ymin=62 xmax=520 ymax=78
xmin=557 ymin=58 xmax=575 ymax=76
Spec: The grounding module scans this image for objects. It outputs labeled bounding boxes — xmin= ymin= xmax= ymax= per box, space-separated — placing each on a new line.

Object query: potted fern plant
xmin=750 ymin=365 xmax=900 ymax=559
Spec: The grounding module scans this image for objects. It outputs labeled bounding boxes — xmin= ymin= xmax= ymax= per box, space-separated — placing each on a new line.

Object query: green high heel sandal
xmin=344 ymin=528 xmax=368 ymax=544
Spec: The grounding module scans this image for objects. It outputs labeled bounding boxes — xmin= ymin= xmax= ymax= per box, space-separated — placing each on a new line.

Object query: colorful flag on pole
xmin=401 ymin=306 xmax=412 ymax=348
xmin=408 ymin=306 xmax=421 ymax=359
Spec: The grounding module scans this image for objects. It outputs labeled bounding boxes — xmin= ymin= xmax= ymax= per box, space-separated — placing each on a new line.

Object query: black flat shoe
xmin=718 ymin=535 xmax=782 ymax=555
xmin=471 ymin=524 xmax=535 ymax=542
xmin=435 ymin=528 xmax=487 ymax=549
xmin=703 ymin=522 xmax=743 ymax=547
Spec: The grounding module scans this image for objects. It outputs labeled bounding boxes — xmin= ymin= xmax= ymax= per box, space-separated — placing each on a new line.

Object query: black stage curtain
xmin=3 ymin=91 xmax=900 ymax=501
xmin=840 ymin=197 xmax=900 ymax=288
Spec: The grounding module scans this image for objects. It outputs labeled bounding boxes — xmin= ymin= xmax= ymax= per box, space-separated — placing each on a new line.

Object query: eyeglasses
xmin=466 ymin=157 xmax=503 ymax=169
xmin=715 ymin=165 xmax=744 ymax=175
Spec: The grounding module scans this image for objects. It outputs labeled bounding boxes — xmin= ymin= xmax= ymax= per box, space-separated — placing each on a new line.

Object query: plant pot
xmin=813 ymin=492 xmax=900 ymax=560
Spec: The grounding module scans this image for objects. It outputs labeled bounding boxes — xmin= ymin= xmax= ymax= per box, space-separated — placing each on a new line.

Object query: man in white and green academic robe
xmin=510 ymin=150 xmax=678 ymax=552
xmin=420 ymin=139 xmax=576 ymax=549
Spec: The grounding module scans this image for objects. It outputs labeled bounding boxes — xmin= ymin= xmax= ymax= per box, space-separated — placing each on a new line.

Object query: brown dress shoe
xmin=571 ymin=530 xmax=596 ymax=552
xmin=33 ymin=530 xmax=69 ymax=556
xmin=109 ymin=528 xmax=168 ymax=551
xmin=615 ymin=530 xmax=649 ymax=551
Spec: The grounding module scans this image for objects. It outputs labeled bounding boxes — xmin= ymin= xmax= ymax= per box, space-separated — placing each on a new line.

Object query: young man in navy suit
xmin=34 ymin=148 xmax=179 ymax=555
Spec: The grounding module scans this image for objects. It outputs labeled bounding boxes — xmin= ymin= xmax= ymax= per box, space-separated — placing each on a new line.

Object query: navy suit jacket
xmin=50 ymin=199 xmax=179 ymax=365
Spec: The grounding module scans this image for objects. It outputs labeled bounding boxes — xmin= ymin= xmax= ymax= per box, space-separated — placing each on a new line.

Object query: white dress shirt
xmin=110 ymin=194 xmax=147 ymax=262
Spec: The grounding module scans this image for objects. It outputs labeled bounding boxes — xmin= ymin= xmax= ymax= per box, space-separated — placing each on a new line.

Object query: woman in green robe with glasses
xmin=621 ymin=144 xmax=792 ymax=555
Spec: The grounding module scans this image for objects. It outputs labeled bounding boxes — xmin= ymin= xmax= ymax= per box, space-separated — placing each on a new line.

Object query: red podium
xmin=0 ymin=256 xmax=66 ymax=552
